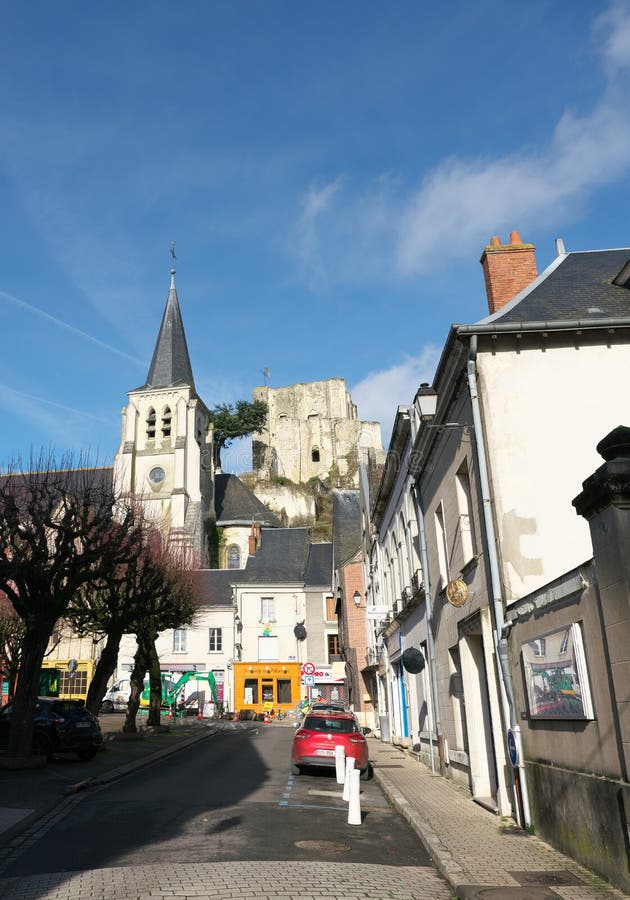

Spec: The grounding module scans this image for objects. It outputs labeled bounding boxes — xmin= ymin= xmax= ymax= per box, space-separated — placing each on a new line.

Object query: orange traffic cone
xmin=232 ymin=710 xmax=239 ymax=722
xmin=263 ymin=711 xmax=270 ymax=724
xmin=197 ymin=706 xmax=203 ymax=720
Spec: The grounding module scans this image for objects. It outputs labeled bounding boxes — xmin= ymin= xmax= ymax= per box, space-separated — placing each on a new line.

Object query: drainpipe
xmin=466 ymin=335 xmax=531 ymax=828
xmin=408 ymin=407 xmax=444 ymax=775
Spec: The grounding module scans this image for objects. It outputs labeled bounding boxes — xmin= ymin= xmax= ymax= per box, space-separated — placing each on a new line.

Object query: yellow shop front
xmin=233 ymin=662 xmax=301 ymax=717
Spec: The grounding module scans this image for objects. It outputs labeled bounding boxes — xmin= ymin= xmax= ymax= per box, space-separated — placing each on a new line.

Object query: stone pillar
xmin=573 ymin=426 xmax=630 ymax=778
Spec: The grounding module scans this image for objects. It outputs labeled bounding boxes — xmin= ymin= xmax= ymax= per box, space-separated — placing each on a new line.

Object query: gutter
xmin=466 ymin=335 xmax=532 ymax=828
xmin=457 ymin=316 xmax=630 ymax=336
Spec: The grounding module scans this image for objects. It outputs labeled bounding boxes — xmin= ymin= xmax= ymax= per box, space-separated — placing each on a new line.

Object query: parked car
xmin=0 ymin=697 xmax=103 ymax=761
xmin=291 ymin=710 xmax=371 ymax=779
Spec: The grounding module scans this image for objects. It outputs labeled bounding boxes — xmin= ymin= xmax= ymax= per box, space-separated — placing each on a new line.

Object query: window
xmin=311 ymin=447 xmax=320 ymax=462
xmin=161 ymin=406 xmax=172 ymax=437
xmin=261 ymin=597 xmax=275 ymax=622
xmin=327 ymin=633 xmax=341 ymax=660
xmin=227 ymin=545 xmax=241 ymax=569
xmin=456 ymin=464 xmax=475 ymax=564
xmin=244 ymin=678 xmax=258 ymax=704
xmin=146 ymin=407 xmax=156 ymax=439
xmin=173 ymin=628 xmax=187 ymax=653
xmin=325 ymin=595 xmax=336 ymax=620
xmin=277 ymin=679 xmax=292 ymax=703
xmin=258 ymin=636 xmax=278 ymax=661
xmin=435 ymin=502 xmax=449 ymax=585
xmin=209 ymin=628 xmax=222 ymax=652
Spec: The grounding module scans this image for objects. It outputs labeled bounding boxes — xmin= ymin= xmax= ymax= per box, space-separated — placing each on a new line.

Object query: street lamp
xmin=415 ymin=383 xmax=468 ymax=431
xmin=353 ymin=590 xmax=362 ymax=607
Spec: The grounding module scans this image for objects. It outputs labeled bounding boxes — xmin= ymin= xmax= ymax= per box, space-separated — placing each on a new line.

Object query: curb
xmin=65 ymin=725 xmax=214 ymax=794
xmin=373 ymin=764 xmax=468 ymax=894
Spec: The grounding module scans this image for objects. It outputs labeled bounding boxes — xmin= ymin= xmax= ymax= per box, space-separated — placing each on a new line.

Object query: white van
xmin=101 ymin=679 xmax=132 ymax=712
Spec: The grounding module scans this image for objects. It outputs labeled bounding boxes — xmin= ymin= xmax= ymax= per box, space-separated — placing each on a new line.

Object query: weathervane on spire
xmin=170 ymin=241 xmax=177 ymax=262
xmin=262 ymin=367 xmax=270 ymax=385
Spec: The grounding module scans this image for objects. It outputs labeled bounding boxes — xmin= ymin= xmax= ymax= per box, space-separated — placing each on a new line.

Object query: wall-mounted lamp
xmin=415 ymin=382 xmax=468 ymax=431
xmin=353 ymin=590 xmax=362 ymax=607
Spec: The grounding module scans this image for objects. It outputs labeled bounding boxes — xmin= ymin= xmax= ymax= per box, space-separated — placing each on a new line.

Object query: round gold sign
xmin=446 ymin=579 xmax=469 ymax=608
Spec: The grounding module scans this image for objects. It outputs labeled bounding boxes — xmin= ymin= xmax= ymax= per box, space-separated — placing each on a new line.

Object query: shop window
xmin=261 ymin=680 xmax=274 ymax=703
xmin=146 ymin=407 xmax=156 ymax=439
xmin=244 ymin=678 xmax=258 ymax=705
xmin=277 ymin=679 xmax=292 ymax=703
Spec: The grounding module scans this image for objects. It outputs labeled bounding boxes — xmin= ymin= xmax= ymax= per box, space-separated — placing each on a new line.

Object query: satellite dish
xmin=294 ymin=623 xmax=307 ymax=641
xmin=446 ymin=579 xmax=469 ymax=608
xmin=401 ymin=647 xmax=425 ymax=674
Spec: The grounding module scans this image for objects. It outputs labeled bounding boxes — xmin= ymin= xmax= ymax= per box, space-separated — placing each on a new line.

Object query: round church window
xmin=148 ymin=466 xmax=166 ymax=485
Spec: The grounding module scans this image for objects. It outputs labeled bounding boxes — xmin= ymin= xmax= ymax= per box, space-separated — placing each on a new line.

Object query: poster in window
xmin=521 ymin=622 xmax=594 ymax=719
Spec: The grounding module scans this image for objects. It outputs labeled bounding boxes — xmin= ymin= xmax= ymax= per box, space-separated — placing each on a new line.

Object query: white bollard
xmin=334 ymin=745 xmax=345 ymax=784
xmin=347 ymin=767 xmax=361 ymax=825
xmin=342 ymin=755 xmax=355 ymax=801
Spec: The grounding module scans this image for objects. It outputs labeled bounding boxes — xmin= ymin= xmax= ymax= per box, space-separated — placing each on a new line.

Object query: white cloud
xmin=351 ymin=345 xmax=441 ymax=446
xmin=294 ymin=2 xmax=630 ymax=283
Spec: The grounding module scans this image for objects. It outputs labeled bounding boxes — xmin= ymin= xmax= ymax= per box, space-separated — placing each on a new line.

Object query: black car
xmin=0 ymin=697 xmax=103 ymax=761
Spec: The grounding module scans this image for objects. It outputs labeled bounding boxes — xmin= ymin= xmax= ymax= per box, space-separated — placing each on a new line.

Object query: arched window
xmin=311 ymin=447 xmax=320 ymax=462
xmin=227 ymin=544 xmax=241 ymax=569
xmin=146 ymin=408 xmax=156 ymax=439
xmin=162 ymin=406 xmax=172 ymax=438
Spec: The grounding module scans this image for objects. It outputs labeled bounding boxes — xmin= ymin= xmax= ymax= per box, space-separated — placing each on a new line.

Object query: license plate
xmin=315 ymin=749 xmax=335 ymax=757
xmin=75 ymin=722 xmax=90 ymax=728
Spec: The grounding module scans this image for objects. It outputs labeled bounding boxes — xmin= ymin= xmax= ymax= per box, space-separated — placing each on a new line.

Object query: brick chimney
xmin=248 ymin=521 xmax=262 ymax=556
xmin=480 ymin=231 xmax=537 ymax=315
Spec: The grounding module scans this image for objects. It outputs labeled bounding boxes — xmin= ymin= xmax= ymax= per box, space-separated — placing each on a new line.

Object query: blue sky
xmin=1 ymin=2 xmax=630 ymax=472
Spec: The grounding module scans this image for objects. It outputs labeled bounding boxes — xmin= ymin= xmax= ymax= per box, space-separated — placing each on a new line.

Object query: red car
xmin=291 ymin=710 xmax=371 ymax=779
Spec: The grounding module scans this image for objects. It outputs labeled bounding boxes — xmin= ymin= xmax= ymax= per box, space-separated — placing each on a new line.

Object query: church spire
xmin=142 ymin=269 xmax=196 ymax=391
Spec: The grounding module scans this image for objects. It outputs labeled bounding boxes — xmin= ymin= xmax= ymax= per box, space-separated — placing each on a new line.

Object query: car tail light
xmin=348 ymin=734 xmax=365 ymax=744
xmin=51 ymin=714 xmax=65 ymax=724
xmin=294 ymin=729 xmax=310 ymax=739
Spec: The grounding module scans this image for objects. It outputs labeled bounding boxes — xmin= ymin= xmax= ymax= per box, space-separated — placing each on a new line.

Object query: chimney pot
xmin=490 ymin=235 xmax=501 ymax=247
xmin=509 ymin=230 xmax=522 ymax=245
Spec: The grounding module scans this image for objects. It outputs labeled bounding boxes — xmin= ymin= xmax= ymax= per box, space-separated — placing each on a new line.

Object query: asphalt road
xmin=3 ymin=721 xmax=436 ymax=877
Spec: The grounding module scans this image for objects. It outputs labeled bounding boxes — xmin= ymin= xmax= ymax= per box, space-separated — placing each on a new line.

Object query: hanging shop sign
xmin=446 ymin=579 xmax=469 ymax=608
xmin=401 ymin=647 xmax=426 ymax=674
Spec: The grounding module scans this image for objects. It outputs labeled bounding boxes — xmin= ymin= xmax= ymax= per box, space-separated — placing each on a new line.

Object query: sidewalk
xmin=369 ymin=739 xmax=627 ymax=899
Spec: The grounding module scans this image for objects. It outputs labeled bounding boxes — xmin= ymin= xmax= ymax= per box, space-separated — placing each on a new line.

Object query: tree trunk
xmin=146 ymin=639 xmax=162 ymax=727
xmin=7 ymin=624 xmax=51 ymax=757
xmin=123 ymin=644 xmax=147 ymax=734
xmin=85 ymin=628 xmax=124 ymax=717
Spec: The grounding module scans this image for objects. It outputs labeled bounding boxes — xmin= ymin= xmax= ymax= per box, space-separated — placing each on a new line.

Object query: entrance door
xmin=459 ymin=618 xmax=498 ymax=806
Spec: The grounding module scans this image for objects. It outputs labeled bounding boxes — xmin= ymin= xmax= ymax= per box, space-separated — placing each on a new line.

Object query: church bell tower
xmin=113 ymin=269 xmax=214 ymax=564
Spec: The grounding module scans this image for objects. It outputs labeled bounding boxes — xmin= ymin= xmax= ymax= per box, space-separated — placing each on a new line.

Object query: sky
xmin=1 ymin=1 xmax=630 ymax=473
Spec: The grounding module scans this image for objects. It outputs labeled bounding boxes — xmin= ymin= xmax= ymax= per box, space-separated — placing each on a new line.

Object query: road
xmin=2 ymin=721 xmax=445 ymax=879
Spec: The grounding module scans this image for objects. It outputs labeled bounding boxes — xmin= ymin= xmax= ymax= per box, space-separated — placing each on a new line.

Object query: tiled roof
xmin=477 ymin=249 xmax=630 ymax=326
xmin=215 ymin=474 xmax=281 ymax=526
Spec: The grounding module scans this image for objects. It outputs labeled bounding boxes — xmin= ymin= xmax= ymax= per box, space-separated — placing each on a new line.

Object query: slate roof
xmin=332 ymin=490 xmax=361 ymax=570
xmin=214 ymin=474 xmax=281 ymax=527
xmin=242 ymin=528 xmax=310 ymax=583
xmin=191 ymin=568 xmax=237 ymax=607
xmin=0 ymin=466 xmax=115 ymax=505
xmin=304 ymin=541 xmax=333 ymax=587
xmin=135 ymin=271 xmax=196 ymax=391
xmin=476 ymin=249 xmax=630 ymax=327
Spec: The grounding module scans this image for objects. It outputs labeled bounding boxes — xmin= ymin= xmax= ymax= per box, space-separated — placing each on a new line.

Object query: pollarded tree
xmin=68 ymin=527 xmax=158 ymax=718
xmin=0 ymin=452 xmax=143 ymax=757
xmin=123 ymin=547 xmax=198 ymax=732
xmin=209 ymin=400 xmax=267 ymax=471
xmin=0 ymin=592 xmax=25 ymax=702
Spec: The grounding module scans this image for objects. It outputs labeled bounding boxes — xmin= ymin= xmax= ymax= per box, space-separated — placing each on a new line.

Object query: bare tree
xmin=122 ymin=548 xmax=198 ymax=733
xmin=0 ymin=452 xmax=141 ymax=757
xmin=0 ymin=592 xmax=25 ymax=702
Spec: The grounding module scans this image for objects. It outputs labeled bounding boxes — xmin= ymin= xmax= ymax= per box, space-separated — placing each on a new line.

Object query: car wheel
xmin=76 ymin=747 xmax=98 ymax=761
xmin=291 ymin=763 xmax=302 ymax=776
xmin=360 ymin=763 xmax=373 ymax=781
xmin=100 ymin=700 xmax=114 ymax=714
xmin=32 ymin=732 xmax=53 ymax=761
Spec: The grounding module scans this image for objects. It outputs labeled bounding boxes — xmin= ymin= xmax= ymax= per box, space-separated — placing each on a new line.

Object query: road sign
xmin=303 ymin=675 xmax=315 ymax=686
xmin=507 ymin=729 xmax=520 ymax=767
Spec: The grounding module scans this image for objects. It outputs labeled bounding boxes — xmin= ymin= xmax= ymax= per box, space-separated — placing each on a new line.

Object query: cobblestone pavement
xmin=369 ymin=741 xmax=627 ymax=899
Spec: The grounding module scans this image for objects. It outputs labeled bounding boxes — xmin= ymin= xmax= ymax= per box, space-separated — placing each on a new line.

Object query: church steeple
xmin=141 ymin=269 xmax=196 ymax=391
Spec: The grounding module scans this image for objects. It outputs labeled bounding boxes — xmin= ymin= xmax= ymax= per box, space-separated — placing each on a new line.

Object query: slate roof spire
xmin=142 ymin=269 xmax=196 ymax=391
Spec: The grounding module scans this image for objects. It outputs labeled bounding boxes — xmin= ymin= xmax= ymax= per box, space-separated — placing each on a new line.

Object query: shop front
xmin=301 ymin=662 xmax=346 ymax=704
xmin=233 ymin=662 xmax=301 ymax=716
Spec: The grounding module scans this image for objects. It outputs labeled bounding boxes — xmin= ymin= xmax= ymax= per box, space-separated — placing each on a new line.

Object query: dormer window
xmin=162 ymin=406 xmax=172 ymax=438
xmin=146 ymin=408 xmax=156 ymax=439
